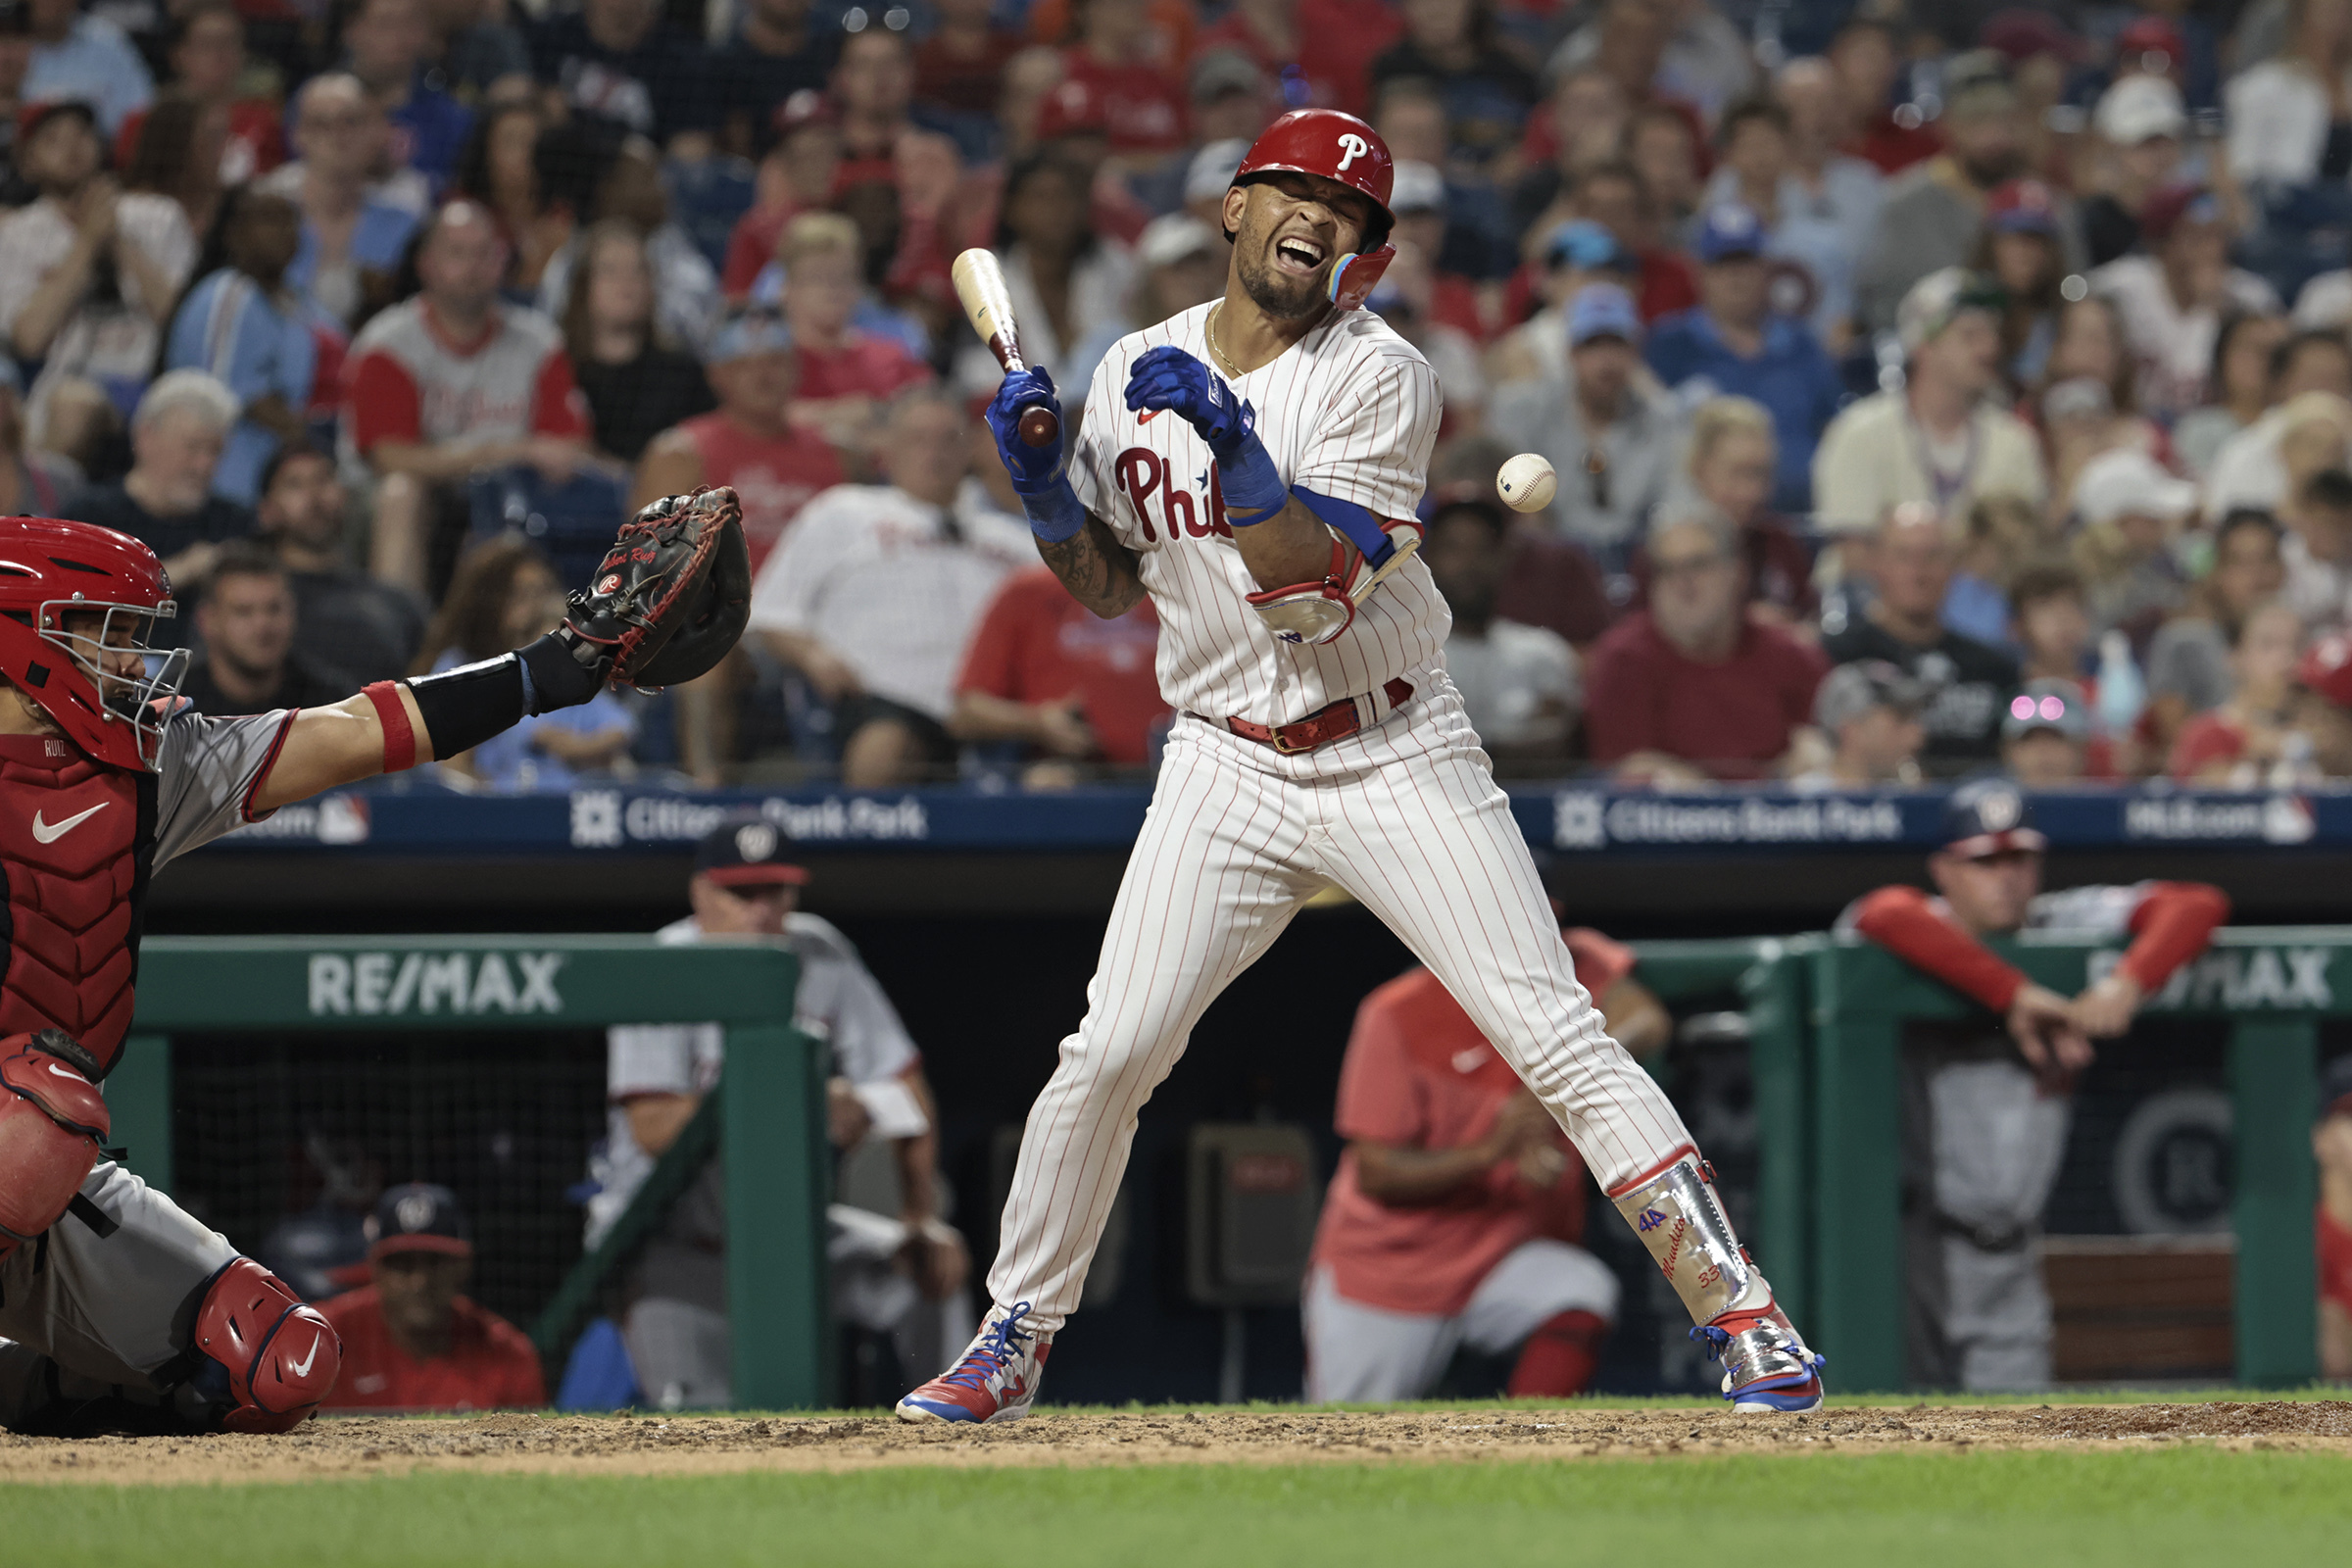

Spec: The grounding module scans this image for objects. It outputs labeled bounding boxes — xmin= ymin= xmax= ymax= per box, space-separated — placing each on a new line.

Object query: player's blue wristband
xmin=1022 ymin=478 xmax=1086 ymax=544
xmin=1217 ymin=432 xmax=1287 ymax=527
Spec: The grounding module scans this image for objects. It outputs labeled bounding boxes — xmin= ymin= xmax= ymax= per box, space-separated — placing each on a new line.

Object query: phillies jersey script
xmin=1067 ymin=301 xmax=1446 ymax=727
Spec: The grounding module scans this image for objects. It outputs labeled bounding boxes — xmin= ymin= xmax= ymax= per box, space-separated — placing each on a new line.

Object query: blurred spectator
xmin=426 ymin=0 xmax=532 ymax=104
xmin=2207 ymin=382 xmax=2352 ymax=524
xmin=1855 ymin=52 xmax=2032 ymax=338
xmin=1512 ymin=159 xmax=1699 ymax=335
xmin=2166 ymin=601 xmax=2317 ymax=783
xmin=2225 ymin=0 xmax=2352 ymax=192
xmin=1488 ymin=282 xmax=1682 ymax=572
xmin=1489 ymin=216 xmax=1641 ymax=389
xmin=2069 ymin=448 xmax=2195 ymax=644
xmin=1974 ymin=179 xmax=2065 ymax=392
xmin=1384 ymin=159 xmax=1485 ymax=342
xmin=111 ymin=5 xmax=280 ymax=188
xmin=2174 ymin=312 xmax=2288 ymax=479
xmin=1769 ymin=56 xmax=1884 ymax=270
xmin=66 ymin=369 xmax=248 ymax=588
xmin=23 ymin=0 xmax=149 ymax=138
xmin=1943 ymin=493 xmax=2048 ymax=652
xmin=563 ymin=218 xmax=713 ymax=466
xmin=1192 ymin=0 xmax=1397 ymax=119
xmin=416 ymin=536 xmax=636 ymax=787
xmin=591 ymin=820 xmax=968 ymax=1408
xmin=536 ymin=134 xmax=719 ymax=354
xmin=633 ymin=306 xmax=841 ymax=575
xmin=996 ymin=43 xmax=1067 ymax=161
xmin=2080 ymin=74 xmax=2189 ymax=270
xmin=2319 ymin=1055 xmax=2352 ymax=1381
xmin=1625 ymin=104 xmax=1700 ymax=234
xmin=1795 ymin=659 xmax=1925 ymax=788
xmin=1368 ymin=0 xmax=1538 ymax=170
xmin=915 ymin=0 xmax=1019 ymax=122
xmin=773 ymin=211 xmax=930 ymax=457
xmin=181 ymin=541 xmax=354 ymax=715
xmin=716 ymin=0 xmax=834 ymax=161
xmin=952 ymin=564 xmax=1166 ymax=786
xmin=1064 ymin=210 xmax=1222 ymax=413
xmin=952 ymin=152 xmax=1131 ymax=408
xmin=164 ymin=186 xmax=318 ymax=507
xmin=1583 ymin=508 xmax=1828 ymax=783
xmin=122 ymin=89 xmax=227 ymax=246
xmin=2144 ymin=509 xmax=2288 ymax=753
xmin=719 ymin=88 xmax=840 ymax=300
xmin=319 ymin=1183 xmax=546 ymax=1411
xmin=1420 ymin=439 xmax=1614 ymax=653
xmin=1420 ymin=494 xmax=1577 ymax=766
xmin=449 ymin=97 xmax=569 ymax=297
xmin=2002 ymin=676 xmax=2092 ymax=787
xmin=1823 ymin=502 xmax=2020 ymax=773
xmin=1642 ymin=202 xmax=1842 ymax=514
xmin=347 ymin=0 xmax=472 ymax=190
xmin=830 ymin=20 xmax=917 ymax=162
xmin=1701 ymin=95 xmax=1854 ymax=345
xmin=2089 ymin=184 xmax=2278 ymax=423
xmin=1827 ymin=10 xmax=1936 ymax=176
xmin=1813 ymin=269 xmax=2046 ymax=540
xmin=0 ymin=96 xmax=193 ymax=465
xmin=344 ymin=200 xmax=590 ymax=594
xmin=0 ymin=360 xmax=71 ymax=514
xmin=2009 ymin=563 xmax=2093 ymax=690
xmin=1842 ymin=784 xmax=2228 ymax=1388
xmin=1640 ymin=396 xmax=1816 ymax=629
xmin=254 ymin=443 xmax=423 ymax=684
xmin=1062 ymin=0 xmax=1187 ymax=159
xmin=747 ymin=388 xmax=1030 ymax=788
xmin=528 ymin=0 xmax=710 ymax=156
xmin=2284 ymin=466 xmax=2352 ymax=631
xmin=1506 ymin=67 xmax=1627 ymax=247
xmin=1301 ymin=924 xmax=1656 ymax=1402
xmin=268 ymin=74 xmax=419 ymax=327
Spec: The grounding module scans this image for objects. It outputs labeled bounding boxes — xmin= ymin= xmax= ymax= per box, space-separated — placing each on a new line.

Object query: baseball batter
xmin=0 ymin=491 xmax=747 ymax=1435
xmin=898 ymin=110 xmax=1824 ymax=1423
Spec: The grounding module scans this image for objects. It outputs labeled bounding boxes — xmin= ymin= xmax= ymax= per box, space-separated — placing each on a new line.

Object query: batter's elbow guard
xmin=0 ymin=1030 xmax=109 ymax=1262
xmin=193 ymin=1257 xmax=342 ymax=1432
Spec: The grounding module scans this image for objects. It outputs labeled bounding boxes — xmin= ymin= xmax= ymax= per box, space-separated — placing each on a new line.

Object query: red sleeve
xmin=1562 ymin=927 xmax=1637 ymax=996
xmin=1850 ymin=885 xmax=2028 ymax=1012
xmin=722 ymin=207 xmax=783 ymax=297
xmin=1332 ymin=987 xmax=1425 ymax=1147
xmin=2166 ymin=712 xmax=2243 ymax=779
xmin=1581 ymin=630 xmax=1661 ymax=762
xmin=347 ymin=349 xmax=421 ymax=453
xmin=955 ymin=577 xmax=1033 ymax=699
xmin=503 ymin=1336 xmax=548 ymax=1408
xmin=530 ymin=349 xmax=590 ymax=439
xmin=2116 ymin=882 xmax=2230 ymax=993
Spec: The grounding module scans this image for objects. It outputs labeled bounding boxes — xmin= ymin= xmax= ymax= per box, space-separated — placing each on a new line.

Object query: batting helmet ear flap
xmin=1328 ymin=245 xmax=1396 ymax=312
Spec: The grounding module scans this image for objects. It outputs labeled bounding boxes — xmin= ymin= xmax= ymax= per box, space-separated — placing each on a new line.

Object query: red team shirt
xmin=2320 ymin=1205 xmax=2352 ymax=1318
xmin=955 ymin=567 xmax=1169 ymax=764
xmin=344 ymin=299 xmax=589 ymax=457
xmin=1057 ymin=49 xmax=1187 ymax=153
xmin=1309 ymin=930 xmax=1637 ymax=1318
xmin=318 ymin=1287 xmax=547 ymax=1412
xmin=676 ymin=414 xmax=846 ymax=572
xmin=1583 ymin=612 xmax=1830 ymax=778
xmin=794 ymin=336 xmax=934 ymax=405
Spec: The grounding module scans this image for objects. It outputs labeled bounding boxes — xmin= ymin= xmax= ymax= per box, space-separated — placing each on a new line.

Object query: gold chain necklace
xmin=1204 ymin=302 xmax=1244 ymax=378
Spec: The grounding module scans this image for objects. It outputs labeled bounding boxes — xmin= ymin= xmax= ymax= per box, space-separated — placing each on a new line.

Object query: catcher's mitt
xmin=558 ymin=486 xmax=752 ymax=689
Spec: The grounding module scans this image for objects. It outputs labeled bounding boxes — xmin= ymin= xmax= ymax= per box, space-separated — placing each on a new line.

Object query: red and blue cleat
xmin=896 ymin=1301 xmax=1052 ymax=1424
xmin=1692 ymin=1301 xmax=1826 ymax=1413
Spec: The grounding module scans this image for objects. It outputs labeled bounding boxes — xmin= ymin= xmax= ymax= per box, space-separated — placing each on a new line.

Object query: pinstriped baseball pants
xmin=988 ymin=675 xmax=1696 ymax=1332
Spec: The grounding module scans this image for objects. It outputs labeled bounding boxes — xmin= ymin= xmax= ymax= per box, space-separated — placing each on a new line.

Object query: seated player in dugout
xmin=2317 ymin=1055 xmax=2352 ymax=1382
xmin=0 ymin=489 xmax=747 ymax=1435
xmin=1304 ymin=923 xmax=1671 ymax=1402
xmin=1840 ymin=781 xmax=2229 ymax=1391
xmin=317 ymin=1184 xmax=546 ymax=1412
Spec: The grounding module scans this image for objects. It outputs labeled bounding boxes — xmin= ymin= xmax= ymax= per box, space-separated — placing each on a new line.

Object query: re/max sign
xmin=2087 ymin=947 xmax=2333 ymax=1010
xmin=307 ymin=953 xmax=567 ymax=1016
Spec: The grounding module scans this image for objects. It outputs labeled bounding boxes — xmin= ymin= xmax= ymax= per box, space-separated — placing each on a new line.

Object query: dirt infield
xmin=7 ymin=1401 xmax=2352 ymax=1486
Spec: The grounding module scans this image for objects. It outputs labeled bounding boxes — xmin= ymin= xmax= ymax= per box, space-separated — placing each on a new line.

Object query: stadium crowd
xmin=18 ymin=0 xmax=2352 ymax=792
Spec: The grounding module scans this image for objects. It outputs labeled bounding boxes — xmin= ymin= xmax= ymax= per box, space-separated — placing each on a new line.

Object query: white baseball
xmin=1496 ymin=453 xmax=1557 ymax=513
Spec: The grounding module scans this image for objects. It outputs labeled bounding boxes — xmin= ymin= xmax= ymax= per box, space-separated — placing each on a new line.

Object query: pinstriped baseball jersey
xmin=1067 ymin=302 xmax=1447 ymax=726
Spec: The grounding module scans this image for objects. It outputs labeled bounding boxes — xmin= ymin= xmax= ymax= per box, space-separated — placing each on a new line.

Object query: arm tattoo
xmin=1037 ymin=512 xmax=1147 ymax=617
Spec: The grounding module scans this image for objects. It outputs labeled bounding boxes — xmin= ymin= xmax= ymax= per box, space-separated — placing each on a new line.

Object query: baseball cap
xmin=2298 ymin=634 xmax=2352 ymax=709
xmin=365 ymin=1183 xmax=473 ymax=1262
xmin=1938 ymin=778 xmax=2048 ymax=858
xmin=1897 ymin=267 xmax=2005 ymax=356
xmin=1942 ymin=50 xmax=2019 ymax=122
xmin=17 ymin=97 xmax=97 ymax=144
xmin=1185 ymin=138 xmax=1250 ymax=205
xmin=1138 ymin=212 xmax=1215 ymax=270
xmin=1982 ymin=11 xmax=2079 ymax=66
xmin=1695 ymin=202 xmax=1767 ymax=264
xmin=1985 ymin=178 xmax=2060 ymax=236
xmin=2139 ymin=182 xmax=2221 ymax=244
xmin=1189 ymin=48 xmax=1263 ymax=106
xmin=2116 ymin=16 xmax=2188 ymax=74
xmin=2004 ymin=678 xmax=2091 ymax=741
xmin=1037 ymin=76 xmax=1109 ymax=141
xmin=1545 ymin=218 xmax=1632 ymax=272
xmin=1567 ymin=283 xmax=1642 ymax=347
xmin=1389 ymin=160 xmax=1445 ymax=217
xmin=2073 ymin=448 xmax=2199 ymax=527
xmin=1813 ymin=660 xmax=1925 ymax=732
xmin=771 ymin=87 xmax=837 ymax=140
xmin=694 ymin=814 xmax=809 ymax=887
xmin=705 ymin=307 xmax=793 ymax=365
xmin=2095 ymin=74 xmax=2187 ymax=148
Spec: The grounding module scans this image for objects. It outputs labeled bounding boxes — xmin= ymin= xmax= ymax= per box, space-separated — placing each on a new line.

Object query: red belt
xmin=1210 ymin=678 xmax=1414 ymax=756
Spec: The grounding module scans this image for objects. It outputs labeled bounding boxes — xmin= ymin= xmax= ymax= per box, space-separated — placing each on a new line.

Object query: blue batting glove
xmin=986 ymin=368 xmax=1068 ymax=496
xmin=1124 ymin=346 xmax=1254 ymax=457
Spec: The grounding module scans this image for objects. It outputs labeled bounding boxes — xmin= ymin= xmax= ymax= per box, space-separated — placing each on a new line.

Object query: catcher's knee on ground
xmin=187 ymin=1257 xmax=342 ymax=1432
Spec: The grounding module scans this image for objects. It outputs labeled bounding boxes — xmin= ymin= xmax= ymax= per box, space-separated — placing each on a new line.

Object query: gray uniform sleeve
xmin=152 ymin=707 xmax=300 ymax=868
xmin=787 ymin=914 xmax=919 ymax=1085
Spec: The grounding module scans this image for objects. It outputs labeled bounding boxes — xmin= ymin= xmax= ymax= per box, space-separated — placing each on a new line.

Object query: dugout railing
xmin=102 ymin=935 xmax=830 ymax=1409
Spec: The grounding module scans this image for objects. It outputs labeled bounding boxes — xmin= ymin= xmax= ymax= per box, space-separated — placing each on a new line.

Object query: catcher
xmin=0 ymin=489 xmax=749 ymax=1436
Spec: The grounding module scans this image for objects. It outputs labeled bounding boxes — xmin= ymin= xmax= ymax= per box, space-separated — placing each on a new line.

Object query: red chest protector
xmin=0 ymin=733 xmax=157 ymax=1076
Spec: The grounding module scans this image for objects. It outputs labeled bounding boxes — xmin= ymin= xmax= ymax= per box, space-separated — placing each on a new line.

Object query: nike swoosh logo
xmin=1137 ymin=409 xmax=1159 ymax=423
xmin=1452 ymin=1048 xmax=1489 ymax=1074
xmin=31 ymin=803 xmax=108 ymax=844
xmin=288 ymin=1336 xmax=320 ymax=1378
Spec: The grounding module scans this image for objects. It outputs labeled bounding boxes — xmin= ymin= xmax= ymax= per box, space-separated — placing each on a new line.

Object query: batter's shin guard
xmin=1608 ymin=1152 xmax=1825 ymax=1412
xmin=192 ymin=1258 xmax=342 ymax=1432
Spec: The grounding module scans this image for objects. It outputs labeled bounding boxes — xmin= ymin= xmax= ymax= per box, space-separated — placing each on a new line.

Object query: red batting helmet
xmin=0 ymin=516 xmax=187 ymax=771
xmin=1230 ymin=109 xmax=1397 ymax=312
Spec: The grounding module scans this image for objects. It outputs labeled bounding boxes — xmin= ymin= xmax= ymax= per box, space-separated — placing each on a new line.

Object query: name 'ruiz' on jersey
xmin=1067 ymin=302 xmax=1448 ymax=727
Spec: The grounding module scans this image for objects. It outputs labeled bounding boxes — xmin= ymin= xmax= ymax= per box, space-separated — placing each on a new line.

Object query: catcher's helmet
xmin=0 ymin=516 xmax=186 ymax=771
xmin=1229 ymin=109 xmax=1397 ymax=312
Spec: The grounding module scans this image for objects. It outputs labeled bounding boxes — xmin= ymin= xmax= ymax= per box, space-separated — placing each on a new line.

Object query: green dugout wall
xmin=102 ymin=935 xmax=830 ymax=1409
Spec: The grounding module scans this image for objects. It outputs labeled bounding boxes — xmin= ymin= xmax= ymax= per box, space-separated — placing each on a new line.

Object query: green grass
xmin=15 ymin=1447 xmax=2352 ymax=1568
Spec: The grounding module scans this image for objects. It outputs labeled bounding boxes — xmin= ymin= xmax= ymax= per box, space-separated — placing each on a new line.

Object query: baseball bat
xmin=952 ymin=248 xmax=1058 ymax=448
